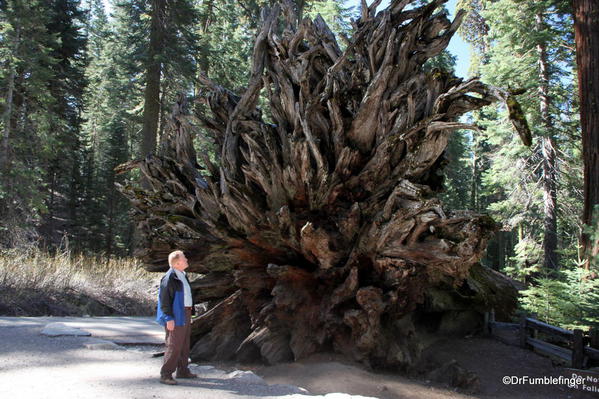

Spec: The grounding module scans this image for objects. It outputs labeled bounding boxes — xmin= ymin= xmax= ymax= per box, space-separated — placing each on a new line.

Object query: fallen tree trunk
xmin=117 ymin=0 xmax=523 ymax=370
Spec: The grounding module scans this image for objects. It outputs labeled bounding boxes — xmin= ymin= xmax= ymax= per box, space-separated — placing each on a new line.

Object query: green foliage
xmin=78 ymin=0 xmax=137 ymax=252
xmin=423 ymin=50 xmax=457 ymax=74
xmin=0 ymin=0 xmax=85 ymax=246
xmin=518 ymin=207 xmax=599 ymax=330
xmin=453 ymin=0 xmax=592 ymax=330
xmin=504 ymin=235 xmax=543 ymax=280
xmin=455 ymin=0 xmax=580 ymax=274
xmin=456 ymin=0 xmax=488 ymax=55
xmin=305 ymin=0 xmax=354 ymax=40
xmin=194 ymin=0 xmax=254 ymax=92
xmin=520 ymin=267 xmax=599 ymax=330
xmin=439 ymin=123 xmax=471 ymax=210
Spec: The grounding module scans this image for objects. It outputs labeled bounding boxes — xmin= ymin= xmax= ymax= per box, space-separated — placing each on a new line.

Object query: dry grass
xmin=0 ymin=246 xmax=160 ymax=316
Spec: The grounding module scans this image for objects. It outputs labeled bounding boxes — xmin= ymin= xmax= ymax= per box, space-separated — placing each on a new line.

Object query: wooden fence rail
xmin=484 ymin=309 xmax=599 ymax=370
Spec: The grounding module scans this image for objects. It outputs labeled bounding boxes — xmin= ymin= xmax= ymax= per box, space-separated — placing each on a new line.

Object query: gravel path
xmin=0 ymin=318 xmax=375 ymax=399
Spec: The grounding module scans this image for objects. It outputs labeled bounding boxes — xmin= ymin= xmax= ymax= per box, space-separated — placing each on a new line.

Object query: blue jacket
xmin=156 ymin=268 xmax=195 ymax=327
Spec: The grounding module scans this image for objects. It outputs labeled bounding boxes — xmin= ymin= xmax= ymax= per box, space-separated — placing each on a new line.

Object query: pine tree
xmin=0 ymin=0 xmax=60 ymax=246
xmin=36 ymin=0 xmax=88 ymax=249
xmin=457 ymin=0 xmax=579 ymax=276
xmin=131 ymin=0 xmax=200 ymax=160
xmin=78 ymin=0 xmax=145 ymax=253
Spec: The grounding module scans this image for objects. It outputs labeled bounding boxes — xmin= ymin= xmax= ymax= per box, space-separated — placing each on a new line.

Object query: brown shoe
xmin=175 ymin=371 xmax=198 ymax=379
xmin=160 ymin=375 xmax=178 ymax=385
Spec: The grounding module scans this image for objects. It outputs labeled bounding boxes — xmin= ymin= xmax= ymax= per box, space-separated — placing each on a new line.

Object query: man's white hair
xmin=168 ymin=250 xmax=184 ymax=267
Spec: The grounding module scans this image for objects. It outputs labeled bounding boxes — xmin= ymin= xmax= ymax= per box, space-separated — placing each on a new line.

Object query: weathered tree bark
xmin=140 ymin=0 xmax=166 ymax=159
xmin=573 ymin=0 xmax=599 ymax=270
xmin=535 ymin=12 xmax=558 ymax=271
xmin=117 ymin=0 xmax=523 ymax=370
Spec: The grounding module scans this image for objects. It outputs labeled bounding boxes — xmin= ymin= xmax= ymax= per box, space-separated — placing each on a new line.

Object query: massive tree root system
xmin=117 ymin=0 xmax=520 ymax=370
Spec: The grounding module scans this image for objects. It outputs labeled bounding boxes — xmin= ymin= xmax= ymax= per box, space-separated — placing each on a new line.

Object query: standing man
xmin=156 ymin=250 xmax=198 ymax=385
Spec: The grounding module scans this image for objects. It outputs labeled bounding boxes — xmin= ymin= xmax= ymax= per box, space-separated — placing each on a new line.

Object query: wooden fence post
xmin=486 ymin=308 xmax=495 ymax=336
xmin=519 ymin=314 xmax=528 ymax=348
xmin=590 ymin=328 xmax=598 ymax=349
xmin=572 ymin=329 xmax=584 ymax=369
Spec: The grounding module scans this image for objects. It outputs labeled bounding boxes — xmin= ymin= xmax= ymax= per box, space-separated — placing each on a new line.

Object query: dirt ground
xmin=238 ymin=336 xmax=597 ymax=399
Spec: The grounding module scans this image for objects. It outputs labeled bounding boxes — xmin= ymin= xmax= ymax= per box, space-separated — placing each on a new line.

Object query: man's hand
xmin=166 ymin=320 xmax=175 ymax=331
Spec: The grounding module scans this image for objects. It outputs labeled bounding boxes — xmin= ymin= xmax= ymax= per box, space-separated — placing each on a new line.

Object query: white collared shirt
xmin=171 ymin=267 xmax=193 ymax=307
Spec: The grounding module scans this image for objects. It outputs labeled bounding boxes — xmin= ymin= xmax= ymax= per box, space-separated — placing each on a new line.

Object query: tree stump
xmin=117 ymin=0 xmax=521 ymax=370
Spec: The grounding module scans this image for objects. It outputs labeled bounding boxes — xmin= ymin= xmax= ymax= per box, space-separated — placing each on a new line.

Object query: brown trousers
xmin=160 ymin=307 xmax=192 ymax=377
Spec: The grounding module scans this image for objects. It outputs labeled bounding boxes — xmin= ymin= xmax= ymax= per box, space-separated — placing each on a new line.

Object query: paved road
xmin=0 ymin=316 xmax=164 ymax=344
xmin=0 ymin=317 xmax=376 ymax=399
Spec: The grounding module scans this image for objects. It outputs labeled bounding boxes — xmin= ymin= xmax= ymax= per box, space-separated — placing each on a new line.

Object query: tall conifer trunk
xmin=140 ymin=0 xmax=166 ymax=158
xmin=573 ymin=0 xmax=599 ymax=269
xmin=535 ymin=13 xmax=558 ymax=271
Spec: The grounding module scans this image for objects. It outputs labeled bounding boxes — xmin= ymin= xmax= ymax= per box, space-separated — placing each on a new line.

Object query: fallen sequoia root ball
xmin=117 ymin=0 xmax=521 ymax=371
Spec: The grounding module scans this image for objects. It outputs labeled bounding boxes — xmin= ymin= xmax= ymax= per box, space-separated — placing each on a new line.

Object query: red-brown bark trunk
xmin=573 ymin=0 xmax=599 ymax=269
